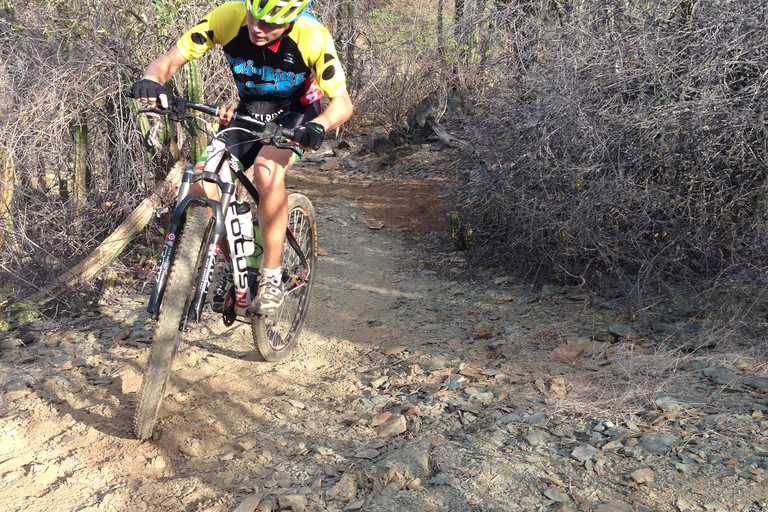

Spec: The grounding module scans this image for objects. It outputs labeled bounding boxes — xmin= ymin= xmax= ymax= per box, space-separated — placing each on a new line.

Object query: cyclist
xmin=130 ymin=0 xmax=353 ymax=316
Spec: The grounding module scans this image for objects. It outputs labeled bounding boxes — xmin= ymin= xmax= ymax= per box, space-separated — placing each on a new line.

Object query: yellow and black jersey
xmin=176 ymin=1 xmax=346 ymax=115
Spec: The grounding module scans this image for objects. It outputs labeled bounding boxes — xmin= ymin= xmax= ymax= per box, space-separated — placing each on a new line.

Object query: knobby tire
xmin=252 ymin=194 xmax=317 ymax=362
xmin=133 ymin=207 xmax=212 ymax=440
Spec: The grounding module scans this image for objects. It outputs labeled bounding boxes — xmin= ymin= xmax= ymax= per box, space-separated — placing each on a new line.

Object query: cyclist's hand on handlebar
xmin=130 ymin=78 xmax=169 ymax=109
xmin=292 ymin=121 xmax=325 ymax=151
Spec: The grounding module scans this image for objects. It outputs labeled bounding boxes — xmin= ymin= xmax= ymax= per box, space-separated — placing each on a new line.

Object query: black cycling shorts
xmin=222 ymin=101 xmax=321 ymax=170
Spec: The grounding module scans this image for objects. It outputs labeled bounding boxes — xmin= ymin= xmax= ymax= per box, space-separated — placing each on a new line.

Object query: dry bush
xmin=0 ymin=0 xmax=450 ymax=306
xmin=553 ymin=328 xmax=768 ymax=424
xmin=316 ymin=0 xmax=453 ymax=128
xmin=451 ymin=0 xmax=768 ymax=321
xmin=0 ymin=0 xmax=231 ymax=301
xmin=1 ymin=0 xmax=147 ymax=292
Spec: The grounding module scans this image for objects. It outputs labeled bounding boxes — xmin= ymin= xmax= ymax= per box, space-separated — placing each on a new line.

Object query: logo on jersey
xmin=301 ymin=77 xmax=323 ymax=105
xmin=226 ymin=55 xmax=307 ymax=98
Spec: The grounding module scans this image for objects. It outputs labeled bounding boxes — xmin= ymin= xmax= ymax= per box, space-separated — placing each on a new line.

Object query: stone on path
xmin=638 ymin=434 xmax=680 ymax=455
xmin=427 ymin=473 xmax=460 ymax=486
xmin=595 ymin=504 xmax=633 ymax=512
xmin=278 ymin=494 xmax=307 ymax=510
xmin=327 ymin=471 xmax=358 ymax=503
xmin=376 ymin=414 xmax=407 ymax=437
xmin=0 ymin=455 xmax=34 ymax=474
xmin=235 ymin=440 xmax=256 ymax=452
xmin=571 ymin=444 xmax=600 ymax=463
xmin=368 ymin=441 xmax=431 ymax=492
xmin=745 ymin=377 xmax=768 ymax=390
xmin=179 ymin=445 xmax=200 ymax=458
xmin=370 ymin=376 xmax=388 ymax=389
xmin=543 ymin=486 xmax=570 ymax=502
xmin=653 ymin=395 xmax=681 ymax=413
xmin=550 ymin=343 xmax=584 ymax=364
xmin=630 ymin=468 xmax=654 ymax=483
xmin=709 ymin=366 xmax=738 ymax=386
xmin=232 ymin=494 xmax=263 ymax=512
xmin=345 ymin=498 xmax=366 ymax=510
xmin=549 ymin=377 xmax=568 ymax=396
xmin=355 ymin=448 xmax=381 ymax=459
xmin=525 ymin=430 xmax=549 ymax=447
xmin=370 ymin=411 xmax=392 ymax=427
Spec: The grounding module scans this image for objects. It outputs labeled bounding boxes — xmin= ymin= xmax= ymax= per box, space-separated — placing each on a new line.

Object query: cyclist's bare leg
xmin=188 ymin=161 xmax=230 ymax=263
xmin=252 ymin=145 xmax=294 ymax=269
xmin=189 ymin=161 xmax=219 ymax=199
xmin=246 ymin=145 xmax=294 ymax=315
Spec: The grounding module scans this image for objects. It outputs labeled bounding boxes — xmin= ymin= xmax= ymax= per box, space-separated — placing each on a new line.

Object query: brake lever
xmin=138 ymin=106 xmax=173 ymax=115
xmin=254 ymin=121 xmax=302 ymax=157
xmin=273 ymin=135 xmax=303 ymax=157
xmin=138 ymin=99 xmax=188 ymax=123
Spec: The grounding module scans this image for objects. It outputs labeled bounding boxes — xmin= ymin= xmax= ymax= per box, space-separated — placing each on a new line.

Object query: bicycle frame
xmin=146 ymin=129 xmax=313 ymax=328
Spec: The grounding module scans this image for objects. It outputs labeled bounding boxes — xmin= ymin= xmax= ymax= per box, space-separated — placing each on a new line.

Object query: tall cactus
xmin=186 ymin=60 xmax=206 ymax=163
xmin=71 ymin=114 xmax=89 ymax=207
xmin=0 ymin=145 xmax=17 ymax=251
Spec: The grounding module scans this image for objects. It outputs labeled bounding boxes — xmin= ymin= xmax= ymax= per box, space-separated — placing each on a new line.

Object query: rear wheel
xmin=133 ymin=207 xmax=211 ymax=440
xmin=252 ymin=193 xmax=317 ymax=362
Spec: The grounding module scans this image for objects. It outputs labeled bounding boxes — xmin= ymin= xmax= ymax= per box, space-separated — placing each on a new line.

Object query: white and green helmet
xmin=246 ymin=0 xmax=313 ymax=24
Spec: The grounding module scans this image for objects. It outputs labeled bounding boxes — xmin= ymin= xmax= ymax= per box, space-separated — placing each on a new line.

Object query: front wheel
xmin=133 ymin=207 xmax=211 ymax=440
xmin=252 ymin=193 xmax=317 ymax=362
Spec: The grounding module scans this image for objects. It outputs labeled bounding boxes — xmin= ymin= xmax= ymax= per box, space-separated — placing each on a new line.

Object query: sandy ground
xmin=2 ymin=148 xmax=768 ymax=512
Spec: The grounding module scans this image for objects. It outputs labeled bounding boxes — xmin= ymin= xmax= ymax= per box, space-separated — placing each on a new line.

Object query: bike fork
xmin=147 ymin=198 xmax=227 ymax=322
xmin=147 ymin=170 xmax=197 ymax=317
xmin=187 ymin=230 xmax=224 ymax=325
xmin=147 ymin=220 xmax=183 ymax=317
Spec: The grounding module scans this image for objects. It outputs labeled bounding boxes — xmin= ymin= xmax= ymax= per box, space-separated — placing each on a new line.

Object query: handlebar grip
xmin=124 ymin=86 xmax=176 ymax=105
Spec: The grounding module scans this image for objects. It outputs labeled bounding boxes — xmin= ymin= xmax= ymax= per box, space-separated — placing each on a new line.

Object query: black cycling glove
xmin=130 ymin=78 xmax=166 ymax=105
xmin=293 ymin=121 xmax=325 ymax=151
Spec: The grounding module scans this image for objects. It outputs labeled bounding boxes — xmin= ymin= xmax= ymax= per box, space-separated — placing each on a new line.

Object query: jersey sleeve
xmin=294 ymin=18 xmax=348 ymax=99
xmin=176 ymin=2 xmax=246 ymax=62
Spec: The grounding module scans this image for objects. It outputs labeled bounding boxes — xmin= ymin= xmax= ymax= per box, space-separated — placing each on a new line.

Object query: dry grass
xmin=447 ymin=1 xmax=768 ymax=327
xmin=549 ymin=326 xmax=768 ymax=425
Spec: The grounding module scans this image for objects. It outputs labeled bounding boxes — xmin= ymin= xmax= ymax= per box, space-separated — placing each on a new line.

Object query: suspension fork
xmin=147 ymin=170 xmax=235 ymax=319
xmin=147 ymin=169 xmax=197 ymax=317
xmin=185 ymin=169 xmax=236 ymax=325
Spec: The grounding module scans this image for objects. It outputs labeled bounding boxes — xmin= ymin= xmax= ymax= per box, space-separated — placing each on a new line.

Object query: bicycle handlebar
xmin=125 ymin=89 xmax=297 ymax=145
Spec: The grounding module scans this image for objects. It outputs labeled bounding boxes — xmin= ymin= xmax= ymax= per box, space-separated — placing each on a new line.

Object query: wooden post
xmin=36 ymin=160 xmax=188 ymax=300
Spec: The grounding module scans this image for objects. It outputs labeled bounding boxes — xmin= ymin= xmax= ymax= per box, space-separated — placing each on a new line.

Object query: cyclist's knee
xmin=189 ymin=180 xmax=218 ymax=199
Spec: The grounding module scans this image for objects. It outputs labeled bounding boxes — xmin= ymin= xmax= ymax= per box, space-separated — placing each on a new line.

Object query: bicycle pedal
xmin=221 ymin=287 xmax=237 ymax=327
xmin=211 ymin=270 xmax=233 ymax=313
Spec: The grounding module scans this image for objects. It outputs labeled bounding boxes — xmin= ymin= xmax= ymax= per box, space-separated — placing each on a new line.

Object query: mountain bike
xmin=129 ymin=93 xmax=317 ymax=441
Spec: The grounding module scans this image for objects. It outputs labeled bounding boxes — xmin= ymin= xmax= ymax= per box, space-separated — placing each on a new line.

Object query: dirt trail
xmin=2 ymin=145 xmax=768 ymax=512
